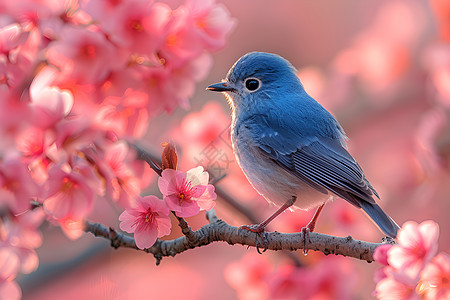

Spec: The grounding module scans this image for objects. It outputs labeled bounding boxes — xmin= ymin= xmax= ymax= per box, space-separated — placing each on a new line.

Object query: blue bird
xmin=207 ymin=52 xmax=399 ymax=239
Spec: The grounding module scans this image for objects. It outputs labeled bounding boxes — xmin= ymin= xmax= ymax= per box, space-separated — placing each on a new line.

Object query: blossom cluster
xmin=119 ymin=164 xmax=217 ymax=249
xmin=374 ymin=220 xmax=449 ymax=299
xmin=0 ymin=0 xmax=234 ymax=298
xmin=225 ymin=253 xmax=358 ymax=300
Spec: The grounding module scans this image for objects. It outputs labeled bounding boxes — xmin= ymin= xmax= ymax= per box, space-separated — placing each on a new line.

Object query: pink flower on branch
xmin=29 ymin=67 xmax=74 ymax=129
xmin=373 ymin=220 xmax=443 ymax=300
xmin=47 ymin=26 xmax=121 ymax=85
xmin=43 ymin=159 xmax=100 ymax=221
xmin=375 ymin=275 xmax=420 ymax=300
xmin=419 ymin=253 xmax=450 ymax=300
xmin=0 ymin=156 xmax=40 ymax=215
xmin=84 ymin=0 xmax=170 ymax=54
xmin=388 ymin=220 xmax=439 ymax=282
xmin=158 ymin=166 xmax=216 ymax=218
xmin=119 ymin=195 xmax=171 ymax=249
xmin=95 ymin=89 xmax=149 ymax=138
xmin=91 ymin=141 xmax=142 ymax=209
xmin=159 ymin=0 xmax=236 ymax=65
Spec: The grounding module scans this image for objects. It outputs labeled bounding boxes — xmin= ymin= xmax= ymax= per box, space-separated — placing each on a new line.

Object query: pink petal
xmin=134 ymin=225 xmax=158 ymax=249
xmin=398 ymin=221 xmax=421 ymax=249
xmin=125 ymin=208 xmax=144 ymax=218
xmin=196 ymin=198 xmax=215 ymax=211
xmin=418 ymin=221 xmax=439 ymax=255
xmin=374 ymin=244 xmax=393 ymax=266
xmin=70 ymin=184 xmax=94 ymax=219
xmin=189 ymin=184 xmax=207 ymax=198
xmin=375 ymin=276 xmax=419 ymax=300
xmin=186 ymin=166 xmax=208 ymax=185
xmin=18 ymin=248 xmax=38 ymax=274
xmin=153 ymin=200 xmax=170 ymax=215
xmin=119 ymin=211 xmax=138 ymax=233
xmin=176 ymin=201 xmax=200 ymax=218
xmin=159 ymin=169 xmax=186 ymax=195
xmin=156 ymin=215 xmax=172 ymax=237
xmin=196 ymin=185 xmax=216 ymax=210
xmin=388 ymin=246 xmax=408 ymax=268
xmin=163 ymin=194 xmax=183 ymax=212
xmin=0 ymin=280 xmax=22 ymax=300
xmin=0 ymin=23 xmax=28 ymax=53
xmin=0 ymin=248 xmax=20 ymax=279
xmin=44 ymin=192 xmax=71 ymax=219
xmin=139 ymin=195 xmax=168 ymax=215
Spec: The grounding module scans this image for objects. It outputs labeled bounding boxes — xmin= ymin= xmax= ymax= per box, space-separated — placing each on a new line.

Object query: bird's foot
xmin=301 ymin=226 xmax=312 ymax=255
xmin=239 ymin=224 xmax=269 ymax=254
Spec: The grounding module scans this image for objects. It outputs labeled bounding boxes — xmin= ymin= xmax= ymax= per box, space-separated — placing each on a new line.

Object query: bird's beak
xmin=206 ymin=82 xmax=235 ymax=92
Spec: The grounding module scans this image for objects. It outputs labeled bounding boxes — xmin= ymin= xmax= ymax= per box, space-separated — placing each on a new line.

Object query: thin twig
xmin=132 ymin=144 xmax=163 ymax=176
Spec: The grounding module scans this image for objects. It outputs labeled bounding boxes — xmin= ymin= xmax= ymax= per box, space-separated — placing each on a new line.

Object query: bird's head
xmin=207 ymin=52 xmax=303 ymax=113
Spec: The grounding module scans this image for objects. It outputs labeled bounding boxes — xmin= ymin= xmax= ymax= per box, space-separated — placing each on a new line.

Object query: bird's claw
xmin=301 ymin=226 xmax=312 ymax=255
xmin=240 ymin=224 xmax=269 ymax=253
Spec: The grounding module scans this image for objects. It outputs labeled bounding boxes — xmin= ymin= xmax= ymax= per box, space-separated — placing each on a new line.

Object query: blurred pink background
xmin=20 ymin=0 xmax=449 ymax=299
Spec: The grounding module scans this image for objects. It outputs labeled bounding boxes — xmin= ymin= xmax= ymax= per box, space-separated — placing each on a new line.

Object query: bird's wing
xmin=241 ymin=113 xmax=378 ymax=208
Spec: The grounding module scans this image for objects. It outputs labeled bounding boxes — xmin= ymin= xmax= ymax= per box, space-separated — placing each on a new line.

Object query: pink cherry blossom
xmin=0 ymin=155 xmax=40 ymax=214
xmin=95 ymin=89 xmax=149 ymax=138
xmin=0 ymin=279 xmax=21 ymax=300
xmin=53 ymin=115 xmax=101 ymax=155
xmin=0 ymin=92 xmax=33 ymax=152
xmin=97 ymin=141 xmax=141 ymax=209
xmin=0 ymin=210 xmax=43 ymax=300
xmin=375 ymin=275 xmax=420 ymax=300
xmin=388 ymin=220 xmax=439 ymax=281
xmin=158 ymin=166 xmax=216 ymax=218
xmin=173 ymin=101 xmax=230 ymax=147
xmin=159 ymin=0 xmax=235 ymax=65
xmin=0 ymin=23 xmax=28 ymax=55
xmin=0 ymin=248 xmax=20 ymax=281
xmin=374 ymin=244 xmax=394 ymax=266
xmin=171 ymin=100 xmax=234 ymax=174
xmin=119 ymin=195 xmax=171 ymax=249
xmin=85 ymin=0 xmax=169 ymax=54
xmin=183 ymin=0 xmax=236 ymax=51
xmin=309 ymin=256 xmax=359 ymax=300
xmin=226 ymin=254 xmax=358 ymax=300
xmin=224 ymin=253 xmax=272 ymax=300
xmin=267 ymin=264 xmax=313 ymax=299
xmin=0 ymin=233 xmax=40 ymax=278
xmin=29 ymin=67 xmax=74 ymax=129
xmin=16 ymin=127 xmax=48 ymax=159
xmin=419 ymin=252 xmax=450 ymax=300
xmin=43 ymin=159 xmax=100 ymax=221
xmin=47 ymin=26 xmax=121 ymax=85
xmin=373 ymin=221 xmax=443 ymax=299
xmin=132 ymin=52 xmax=213 ymax=116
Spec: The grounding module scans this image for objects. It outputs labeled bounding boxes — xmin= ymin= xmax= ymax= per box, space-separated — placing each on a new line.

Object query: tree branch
xmin=132 ymin=144 xmax=162 ymax=176
xmin=84 ymin=209 xmax=387 ymax=265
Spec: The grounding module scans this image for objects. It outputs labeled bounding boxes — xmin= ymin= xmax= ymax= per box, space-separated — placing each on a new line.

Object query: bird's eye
xmin=244 ymin=78 xmax=261 ymax=92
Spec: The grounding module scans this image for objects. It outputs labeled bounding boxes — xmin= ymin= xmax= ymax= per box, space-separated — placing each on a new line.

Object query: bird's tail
xmin=359 ymin=201 xmax=400 ymax=238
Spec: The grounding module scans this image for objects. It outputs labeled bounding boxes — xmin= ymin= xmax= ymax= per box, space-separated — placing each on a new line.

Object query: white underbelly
xmin=233 ymin=135 xmax=330 ymax=210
